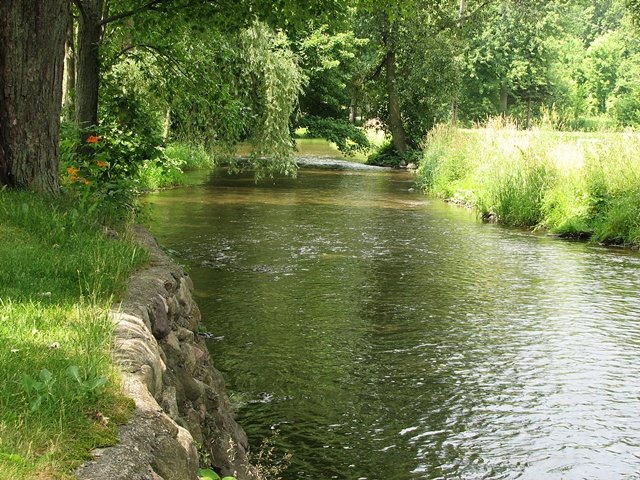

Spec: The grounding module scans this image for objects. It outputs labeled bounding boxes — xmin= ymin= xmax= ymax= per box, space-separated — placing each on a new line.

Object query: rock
xmin=176 ymin=327 xmax=195 ymax=343
xmin=406 ymin=162 xmax=417 ymax=170
xmin=179 ymin=370 xmax=205 ymax=402
xmin=77 ymin=227 xmax=257 ymax=480
xmin=149 ymin=294 xmax=171 ymax=339
xmin=161 ymin=386 xmax=180 ymax=420
xmin=151 ymin=425 xmax=198 ymax=480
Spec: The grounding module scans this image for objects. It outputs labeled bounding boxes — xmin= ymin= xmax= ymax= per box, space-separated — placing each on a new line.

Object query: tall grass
xmin=417 ymin=119 xmax=640 ymax=247
xmin=0 ymin=191 xmax=147 ymax=478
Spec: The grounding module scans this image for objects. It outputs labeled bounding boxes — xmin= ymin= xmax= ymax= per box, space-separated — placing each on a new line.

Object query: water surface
xmin=147 ymin=165 xmax=640 ymax=479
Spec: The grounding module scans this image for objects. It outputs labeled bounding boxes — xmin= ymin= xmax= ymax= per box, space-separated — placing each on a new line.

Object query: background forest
xmin=58 ymin=0 xmax=640 ymax=175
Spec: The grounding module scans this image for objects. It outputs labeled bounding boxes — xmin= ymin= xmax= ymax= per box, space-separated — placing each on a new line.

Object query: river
xmin=145 ymin=156 xmax=640 ymax=479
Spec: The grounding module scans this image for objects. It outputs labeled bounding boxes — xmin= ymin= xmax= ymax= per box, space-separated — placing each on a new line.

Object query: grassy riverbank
xmin=417 ymin=120 xmax=640 ymax=247
xmin=0 ymin=191 xmax=147 ymax=478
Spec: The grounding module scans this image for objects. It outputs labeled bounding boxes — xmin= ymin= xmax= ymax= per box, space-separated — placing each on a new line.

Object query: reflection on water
xmin=146 ymin=167 xmax=640 ymax=480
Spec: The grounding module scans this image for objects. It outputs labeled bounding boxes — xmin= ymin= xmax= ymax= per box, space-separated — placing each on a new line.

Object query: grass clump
xmin=417 ymin=118 xmax=640 ymax=247
xmin=0 ymin=190 xmax=147 ymax=479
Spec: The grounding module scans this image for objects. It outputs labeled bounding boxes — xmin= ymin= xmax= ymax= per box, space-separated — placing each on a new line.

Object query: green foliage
xmin=199 ymin=469 xmax=221 ymax=480
xmin=485 ymin=154 xmax=555 ymax=227
xmin=138 ymin=143 xmax=216 ymax=190
xmin=235 ymin=22 xmax=307 ymax=178
xmin=366 ymin=139 xmax=421 ymax=167
xmin=297 ymin=25 xmax=368 ymax=120
xmin=583 ymin=30 xmax=626 ymax=113
xmin=59 ymin=121 xmax=164 ymax=223
xmin=0 ymin=190 xmax=146 ymax=478
xmin=197 ymin=468 xmax=238 ymax=480
xmin=417 ymin=124 xmax=473 ymax=198
xmin=298 ymin=116 xmax=370 ymax=154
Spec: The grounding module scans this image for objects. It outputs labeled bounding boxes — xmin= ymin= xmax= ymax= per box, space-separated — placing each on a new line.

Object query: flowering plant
xmin=59 ymin=121 xmax=163 ymax=223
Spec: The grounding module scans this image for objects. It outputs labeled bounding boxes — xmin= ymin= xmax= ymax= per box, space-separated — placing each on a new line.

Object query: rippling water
xmin=146 ymin=166 xmax=640 ymax=479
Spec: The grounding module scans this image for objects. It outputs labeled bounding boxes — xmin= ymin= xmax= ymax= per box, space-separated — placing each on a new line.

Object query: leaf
xmin=39 ymin=369 xmax=54 ymax=384
xmin=198 ymin=469 xmax=221 ymax=480
xmin=67 ymin=365 xmax=82 ymax=383
xmin=0 ymin=452 xmax=24 ymax=463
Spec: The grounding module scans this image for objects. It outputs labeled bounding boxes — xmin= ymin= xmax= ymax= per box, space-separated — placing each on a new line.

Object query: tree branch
xmin=99 ymin=0 xmax=170 ymax=26
xmin=433 ymin=0 xmax=496 ymax=35
xmin=366 ymin=56 xmax=386 ymax=82
xmin=112 ymin=43 xmax=194 ymax=83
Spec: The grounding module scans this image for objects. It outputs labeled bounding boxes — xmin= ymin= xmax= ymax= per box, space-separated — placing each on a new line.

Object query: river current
xmin=146 ymin=161 xmax=640 ymax=479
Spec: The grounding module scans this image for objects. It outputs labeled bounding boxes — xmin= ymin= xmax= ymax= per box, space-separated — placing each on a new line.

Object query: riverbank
xmin=0 ymin=191 xmax=146 ymax=478
xmin=416 ymin=121 xmax=640 ymax=248
xmin=0 ymin=189 xmax=255 ymax=479
xmin=76 ymin=226 xmax=254 ymax=480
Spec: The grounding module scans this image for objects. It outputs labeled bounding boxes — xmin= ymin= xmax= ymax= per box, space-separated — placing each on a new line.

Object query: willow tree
xmin=0 ymin=0 xmax=69 ymax=193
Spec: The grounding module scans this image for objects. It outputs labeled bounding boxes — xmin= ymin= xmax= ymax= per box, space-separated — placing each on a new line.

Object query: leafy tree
xmin=354 ymin=0 xmax=495 ymax=150
xmin=462 ymin=0 xmax=567 ymax=126
xmin=294 ymin=22 xmax=371 ymax=154
xmin=583 ymin=30 xmax=626 ymax=113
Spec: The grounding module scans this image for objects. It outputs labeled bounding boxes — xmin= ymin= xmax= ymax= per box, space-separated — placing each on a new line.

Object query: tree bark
xmin=63 ymin=15 xmax=76 ymax=119
xmin=385 ymin=48 xmax=407 ymax=154
xmin=0 ymin=0 xmax=68 ymax=193
xmin=76 ymin=0 xmax=103 ymax=131
xmin=500 ymin=81 xmax=508 ymax=115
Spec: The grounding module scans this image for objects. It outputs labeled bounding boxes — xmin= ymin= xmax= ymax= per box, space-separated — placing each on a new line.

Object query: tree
xmin=0 ymin=0 xmax=69 ymax=193
xmin=294 ymin=23 xmax=371 ymax=154
xmin=356 ymin=0 xmax=475 ymax=150
xmin=583 ymin=30 xmax=625 ymax=113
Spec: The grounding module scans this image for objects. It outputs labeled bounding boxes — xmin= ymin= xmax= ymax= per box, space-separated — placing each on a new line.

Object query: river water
xmin=146 ymin=161 xmax=640 ymax=480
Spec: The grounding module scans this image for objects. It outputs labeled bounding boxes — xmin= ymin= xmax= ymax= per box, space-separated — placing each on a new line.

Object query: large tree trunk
xmin=0 ymin=0 xmax=68 ymax=193
xmin=385 ymin=48 xmax=407 ymax=154
xmin=76 ymin=0 xmax=103 ymax=131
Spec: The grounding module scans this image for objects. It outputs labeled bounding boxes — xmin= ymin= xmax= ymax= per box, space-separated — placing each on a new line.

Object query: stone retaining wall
xmin=77 ymin=227 xmax=255 ymax=480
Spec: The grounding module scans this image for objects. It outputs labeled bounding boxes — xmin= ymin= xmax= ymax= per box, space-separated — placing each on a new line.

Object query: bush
xmin=298 ymin=116 xmax=370 ymax=155
xmin=60 ymin=121 xmax=163 ymax=224
xmin=366 ymin=141 xmax=420 ymax=168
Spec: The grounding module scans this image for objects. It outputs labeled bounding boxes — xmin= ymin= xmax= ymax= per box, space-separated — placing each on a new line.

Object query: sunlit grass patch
xmin=0 ymin=190 xmax=146 ymax=479
xmin=417 ymin=119 xmax=640 ymax=247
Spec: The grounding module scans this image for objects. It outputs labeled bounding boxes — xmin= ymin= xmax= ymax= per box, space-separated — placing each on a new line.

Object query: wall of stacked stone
xmin=77 ymin=227 xmax=255 ymax=480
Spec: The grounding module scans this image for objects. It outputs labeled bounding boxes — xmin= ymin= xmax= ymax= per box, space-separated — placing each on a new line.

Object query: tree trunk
xmin=63 ymin=15 xmax=76 ymax=119
xmin=162 ymin=107 xmax=171 ymax=141
xmin=0 ymin=0 xmax=68 ymax=193
xmin=349 ymin=98 xmax=357 ymax=124
xmin=450 ymin=0 xmax=465 ymax=124
xmin=500 ymin=82 xmax=508 ymax=115
xmin=76 ymin=0 xmax=103 ymax=131
xmin=525 ymin=97 xmax=532 ymax=129
xmin=385 ymin=48 xmax=407 ymax=154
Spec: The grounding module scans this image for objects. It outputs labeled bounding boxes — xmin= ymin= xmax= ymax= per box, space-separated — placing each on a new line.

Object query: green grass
xmin=417 ymin=119 xmax=640 ymax=247
xmin=0 ymin=190 xmax=147 ymax=479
